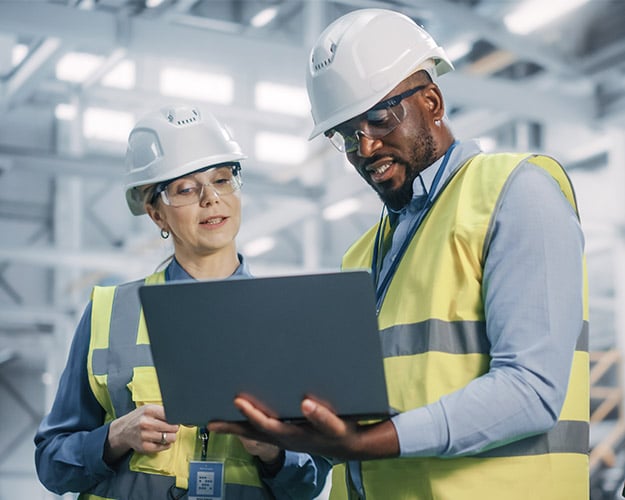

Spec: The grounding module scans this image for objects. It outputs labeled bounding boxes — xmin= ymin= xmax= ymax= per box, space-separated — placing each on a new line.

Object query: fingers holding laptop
xmin=208 ymin=396 xmax=399 ymax=461
xmin=105 ymin=404 xmax=180 ymax=464
xmin=207 ymin=395 xmax=353 ymax=456
xmin=300 ymin=398 xmax=350 ymax=436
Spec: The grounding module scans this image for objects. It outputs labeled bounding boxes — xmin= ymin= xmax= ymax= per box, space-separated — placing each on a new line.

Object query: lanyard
xmin=199 ymin=427 xmax=209 ymax=460
xmin=371 ymin=141 xmax=458 ymax=311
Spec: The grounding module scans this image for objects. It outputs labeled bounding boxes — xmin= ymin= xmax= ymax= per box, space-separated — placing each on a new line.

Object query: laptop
xmin=138 ymin=270 xmax=391 ymax=425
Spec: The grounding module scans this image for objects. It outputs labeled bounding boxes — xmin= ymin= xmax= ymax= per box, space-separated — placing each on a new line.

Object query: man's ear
xmin=422 ymin=83 xmax=446 ymax=123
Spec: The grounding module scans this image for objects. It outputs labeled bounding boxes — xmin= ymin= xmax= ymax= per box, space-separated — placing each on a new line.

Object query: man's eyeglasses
xmin=151 ymin=163 xmax=242 ymax=208
xmin=324 ymin=85 xmax=427 ymax=153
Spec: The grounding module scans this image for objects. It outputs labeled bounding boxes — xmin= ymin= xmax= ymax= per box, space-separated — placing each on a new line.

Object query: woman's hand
xmin=105 ymin=404 xmax=180 ymax=464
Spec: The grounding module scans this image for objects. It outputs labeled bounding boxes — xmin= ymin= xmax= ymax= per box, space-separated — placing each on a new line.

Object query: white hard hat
xmin=306 ymin=8 xmax=454 ymax=139
xmin=124 ymin=105 xmax=246 ymax=215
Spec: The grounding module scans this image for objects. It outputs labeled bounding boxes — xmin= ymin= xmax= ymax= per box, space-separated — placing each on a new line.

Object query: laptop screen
xmin=139 ymin=270 xmax=390 ymax=425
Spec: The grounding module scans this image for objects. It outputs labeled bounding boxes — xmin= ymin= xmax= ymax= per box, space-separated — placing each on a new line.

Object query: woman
xmin=34 ymin=105 xmax=279 ymax=499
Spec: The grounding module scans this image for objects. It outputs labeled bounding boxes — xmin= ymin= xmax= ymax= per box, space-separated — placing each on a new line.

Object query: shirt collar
xmin=165 ymin=253 xmax=252 ymax=281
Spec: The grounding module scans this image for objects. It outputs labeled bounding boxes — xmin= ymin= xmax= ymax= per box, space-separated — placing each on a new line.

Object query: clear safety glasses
xmin=152 ymin=163 xmax=242 ymax=208
xmin=324 ymin=85 xmax=427 ymax=153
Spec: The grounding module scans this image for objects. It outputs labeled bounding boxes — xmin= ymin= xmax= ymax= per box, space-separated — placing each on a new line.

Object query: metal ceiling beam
xmin=0 ymin=246 xmax=148 ymax=276
xmin=600 ymin=95 xmax=625 ymax=127
xmin=449 ymin=108 xmax=513 ymax=140
xmin=406 ymin=0 xmax=575 ymax=75
xmin=440 ymin=71 xmax=597 ymax=126
xmin=0 ymin=148 xmax=321 ymax=200
xmin=0 ymin=2 xmax=610 ymax=128
xmin=0 ymin=37 xmax=64 ymax=111
xmin=0 ymin=308 xmax=73 ymax=328
xmin=0 ymin=199 xmax=320 ymax=275
xmin=28 ymin=66 xmax=601 ymax=131
xmin=32 ymin=79 xmax=311 ymax=130
xmin=578 ymin=38 xmax=625 ymax=77
xmin=0 ymin=348 xmax=16 ymax=366
xmin=335 ymin=0 xmax=575 ymax=76
xmin=0 ymin=150 xmax=123 ymax=179
xmin=81 ymin=48 xmax=127 ymax=90
xmin=0 ymin=4 xmax=117 ymax=48
xmin=0 ymin=2 xmax=306 ymax=84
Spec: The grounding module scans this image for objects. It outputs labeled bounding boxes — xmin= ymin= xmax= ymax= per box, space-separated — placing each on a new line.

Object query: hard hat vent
xmin=311 ymin=41 xmax=336 ymax=73
xmin=167 ymin=107 xmax=200 ymax=126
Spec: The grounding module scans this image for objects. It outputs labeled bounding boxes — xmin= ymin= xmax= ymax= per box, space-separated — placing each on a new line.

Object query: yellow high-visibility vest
xmin=332 ymin=153 xmax=589 ymax=500
xmin=84 ymin=271 xmax=270 ymax=500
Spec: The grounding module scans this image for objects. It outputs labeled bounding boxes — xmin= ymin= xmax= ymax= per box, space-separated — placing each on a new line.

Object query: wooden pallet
xmin=589 ymin=349 xmax=625 ymax=474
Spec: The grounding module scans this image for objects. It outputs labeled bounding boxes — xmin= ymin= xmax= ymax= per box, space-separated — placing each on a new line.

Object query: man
xmin=210 ymin=8 xmax=589 ymax=499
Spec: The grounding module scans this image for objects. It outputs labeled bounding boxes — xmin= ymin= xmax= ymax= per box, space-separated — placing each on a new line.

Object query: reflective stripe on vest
xmin=334 ymin=153 xmax=589 ymax=500
xmin=91 ymin=278 xmax=151 ymax=417
xmin=86 ymin=271 xmax=270 ymax=499
xmin=380 ymin=317 xmax=588 ymax=358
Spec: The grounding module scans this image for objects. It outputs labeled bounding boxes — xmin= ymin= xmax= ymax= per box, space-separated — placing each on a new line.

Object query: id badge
xmin=188 ymin=460 xmax=224 ymax=500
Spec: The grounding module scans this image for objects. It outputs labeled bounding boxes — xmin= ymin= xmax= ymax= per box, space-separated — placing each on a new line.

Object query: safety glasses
xmin=325 ymin=85 xmax=427 ymax=153
xmin=151 ymin=163 xmax=242 ymax=207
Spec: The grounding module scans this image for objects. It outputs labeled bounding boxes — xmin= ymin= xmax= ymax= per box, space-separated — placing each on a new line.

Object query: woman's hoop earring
xmin=160 ymin=229 xmax=170 ymax=239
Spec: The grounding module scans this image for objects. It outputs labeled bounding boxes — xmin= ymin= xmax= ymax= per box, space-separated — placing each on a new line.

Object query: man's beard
xmin=377 ymin=130 xmax=437 ymax=211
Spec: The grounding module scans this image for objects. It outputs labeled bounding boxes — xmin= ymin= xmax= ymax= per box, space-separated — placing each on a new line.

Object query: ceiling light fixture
xmin=323 ymin=198 xmax=361 ymax=221
xmin=83 ymin=107 xmax=134 ymax=143
xmin=101 ymin=59 xmax=136 ymax=90
xmin=255 ymin=81 xmax=309 ymax=117
xmin=255 ymin=132 xmax=307 ymax=165
xmin=251 ymin=7 xmax=278 ymax=28
xmin=56 ymin=52 xmax=104 ymax=83
xmin=504 ymin=0 xmax=591 ymax=35
xmin=55 ymin=103 xmax=77 ymax=121
xmin=160 ymin=67 xmax=233 ymax=103
xmin=12 ymin=43 xmax=28 ymax=67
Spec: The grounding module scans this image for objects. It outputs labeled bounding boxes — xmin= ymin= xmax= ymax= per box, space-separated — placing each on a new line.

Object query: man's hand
xmin=207 ymin=397 xmax=399 ymax=461
xmin=105 ymin=404 xmax=180 ymax=464
xmin=238 ymin=437 xmax=281 ymax=463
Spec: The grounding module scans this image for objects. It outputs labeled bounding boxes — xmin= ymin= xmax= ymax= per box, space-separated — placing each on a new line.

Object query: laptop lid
xmin=139 ymin=270 xmax=390 ymax=425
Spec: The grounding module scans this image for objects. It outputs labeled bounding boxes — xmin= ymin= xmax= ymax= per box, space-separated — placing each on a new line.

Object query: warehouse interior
xmin=2 ymin=0 xmax=625 ymax=497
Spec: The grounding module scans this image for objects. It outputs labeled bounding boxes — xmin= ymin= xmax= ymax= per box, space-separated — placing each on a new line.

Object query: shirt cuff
xmin=391 ymin=402 xmax=448 ymax=457
xmin=83 ymin=423 xmax=116 ymax=476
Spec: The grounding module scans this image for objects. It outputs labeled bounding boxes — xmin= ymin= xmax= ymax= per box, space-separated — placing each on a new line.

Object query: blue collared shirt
xmin=34 ymin=256 xmax=263 ymax=495
xmin=268 ymin=140 xmax=585 ymax=497
xmin=38 ymin=141 xmax=585 ymax=495
xmin=385 ymin=140 xmax=585 ymax=456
